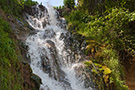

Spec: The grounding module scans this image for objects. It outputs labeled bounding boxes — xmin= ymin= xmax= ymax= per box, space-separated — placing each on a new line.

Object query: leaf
xmin=84 ymin=61 xmax=92 ymax=66
xmin=102 ymin=66 xmax=111 ymax=75
xmin=94 ymin=63 xmax=102 ymax=67
xmin=92 ymin=68 xmax=98 ymax=74
xmin=86 ymin=40 xmax=97 ymax=43
xmin=86 ymin=43 xmax=95 ymax=50
xmin=103 ymin=75 xmax=109 ymax=83
xmin=91 ymin=48 xmax=95 ymax=53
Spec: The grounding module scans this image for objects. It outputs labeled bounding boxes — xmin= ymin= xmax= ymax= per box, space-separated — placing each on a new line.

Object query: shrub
xmin=0 ymin=0 xmax=23 ymax=16
xmin=24 ymin=0 xmax=38 ymax=6
xmin=63 ymin=0 xmax=75 ymax=9
xmin=65 ymin=8 xmax=134 ymax=89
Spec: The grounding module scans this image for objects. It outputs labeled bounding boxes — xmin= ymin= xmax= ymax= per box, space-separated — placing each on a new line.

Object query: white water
xmin=25 ymin=4 xmax=93 ymax=90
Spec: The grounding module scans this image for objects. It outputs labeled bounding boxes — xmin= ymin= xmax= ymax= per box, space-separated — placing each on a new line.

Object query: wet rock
xmin=46 ymin=40 xmax=56 ymax=49
xmin=40 ymin=45 xmax=59 ymax=79
xmin=43 ymin=29 xmax=56 ymax=39
xmin=40 ymin=85 xmax=50 ymax=90
xmin=39 ymin=4 xmax=45 ymax=11
xmin=21 ymin=41 xmax=28 ymax=50
xmin=59 ymin=18 xmax=67 ymax=29
xmin=29 ymin=30 xmax=37 ymax=35
xmin=24 ymin=5 xmax=47 ymax=17
xmin=31 ymin=74 xmax=42 ymax=89
xmin=42 ymin=20 xmax=48 ymax=28
xmin=23 ymin=5 xmax=33 ymax=15
xmin=16 ymin=19 xmax=24 ymax=28
xmin=40 ymin=40 xmax=70 ymax=86
xmin=24 ymin=5 xmax=50 ymax=30
xmin=41 ymin=55 xmax=51 ymax=73
xmin=59 ymin=33 xmax=65 ymax=40
xmin=73 ymin=64 xmax=96 ymax=89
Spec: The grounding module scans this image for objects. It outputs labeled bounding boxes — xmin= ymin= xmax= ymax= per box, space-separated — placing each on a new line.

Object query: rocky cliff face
xmin=122 ymin=53 xmax=135 ymax=90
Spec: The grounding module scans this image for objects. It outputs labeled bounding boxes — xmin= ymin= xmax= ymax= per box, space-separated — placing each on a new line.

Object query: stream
xmin=25 ymin=4 xmax=93 ymax=90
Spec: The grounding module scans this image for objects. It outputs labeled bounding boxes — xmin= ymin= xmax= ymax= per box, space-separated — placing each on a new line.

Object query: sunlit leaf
xmin=86 ymin=43 xmax=95 ymax=50
xmin=102 ymin=66 xmax=111 ymax=75
xmin=103 ymin=75 xmax=109 ymax=83
xmin=86 ymin=40 xmax=97 ymax=43
xmin=94 ymin=63 xmax=102 ymax=67
xmin=91 ymin=48 xmax=95 ymax=53
xmin=84 ymin=61 xmax=92 ymax=66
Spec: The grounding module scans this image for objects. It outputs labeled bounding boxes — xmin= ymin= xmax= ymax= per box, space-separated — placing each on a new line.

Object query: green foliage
xmin=24 ymin=0 xmax=38 ymax=6
xmin=78 ymin=0 xmax=102 ymax=14
xmin=0 ymin=0 xmax=38 ymax=16
xmin=65 ymin=10 xmax=89 ymax=33
xmin=65 ymin=0 xmax=135 ymax=89
xmin=54 ymin=6 xmax=65 ymax=9
xmin=84 ymin=49 xmax=127 ymax=90
xmin=63 ymin=0 xmax=75 ymax=9
xmin=0 ymin=18 xmax=23 ymax=90
xmin=0 ymin=0 xmax=24 ymax=16
xmin=67 ymin=8 xmax=135 ymax=56
xmin=65 ymin=7 xmax=133 ymax=90
xmin=105 ymin=0 xmax=135 ymax=12
xmin=102 ymin=49 xmax=127 ymax=90
xmin=77 ymin=0 xmax=135 ymax=15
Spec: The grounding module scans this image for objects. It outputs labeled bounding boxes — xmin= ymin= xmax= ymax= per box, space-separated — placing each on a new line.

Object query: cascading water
xmin=25 ymin=4 xmax=93 ymax=90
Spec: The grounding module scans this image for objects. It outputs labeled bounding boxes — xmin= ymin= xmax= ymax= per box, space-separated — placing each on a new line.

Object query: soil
xmin=122 ymin=54 xmax=135 ymax=90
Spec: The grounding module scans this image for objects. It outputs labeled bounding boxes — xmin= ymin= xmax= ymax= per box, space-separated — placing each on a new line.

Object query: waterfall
xmin=25 ymin=4 xmax=93 ymax=90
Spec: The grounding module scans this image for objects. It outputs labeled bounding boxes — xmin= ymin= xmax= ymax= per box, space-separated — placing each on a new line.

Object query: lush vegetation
xmin=0 ymin=0 xmax=23 ymax=16
xmin=63 ymin=0 xmax=135 ymax=89
xmin=0 ymin=0 xmax=38 ymax=89
xmin=0 ymin=18 xmax=23 ymax=90
xmin=0 ymin=0 xmax=135 ymax=89
xmin=0 ymin=0 xmax=38 ymax=16
xmin=63 ymin=0 xmax=75 ymax=9
xmin=24 ymin=0 xmax=38 ymax=7
xmin=77 ymin=0 xmax=135 ymax=14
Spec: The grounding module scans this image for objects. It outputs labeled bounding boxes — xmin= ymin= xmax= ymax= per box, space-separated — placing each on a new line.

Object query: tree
xmin=63 ymin=0 xmax=75 ymax=9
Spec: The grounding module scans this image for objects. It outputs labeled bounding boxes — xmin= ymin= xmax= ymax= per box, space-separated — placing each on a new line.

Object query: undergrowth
xmin=0 ymin=0 xmax=38 ymax=16
xmin=0 ymin=18 xmax=23 ymax=90
xmin=64 ymin=7 xmax=135 ymax=90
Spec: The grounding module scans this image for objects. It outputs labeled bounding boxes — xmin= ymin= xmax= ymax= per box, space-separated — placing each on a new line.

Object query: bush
xmin=67 ymin=8 xmax=135 ymax=55
xmin=24 ymin=0 xmax=38 ymax=6
xmin=0 ymin=0 xmax=38 ymax=16
xmin=63 ymin=0 xmax=75 ymax=9
xmin=0 ymin=0 xmax=23 ymax=16
xmin=77 ymin=0 xmax=135 ymax=15
xmin=65 ymin=8 xmax=134 ymax=89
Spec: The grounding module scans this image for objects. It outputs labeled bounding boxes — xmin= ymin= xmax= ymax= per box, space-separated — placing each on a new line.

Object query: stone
xmin=43 ymin=29 xmax=56 ymax=39
xmin=46 ymin=40 xmax=56 ymax=49
xmin=31 ymin=74 xmax=42 ymax=89
xmin=59 ymin=33 xmax=65 ymax=40
xmin=39 ymin=4 xmax=45 ymax=11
